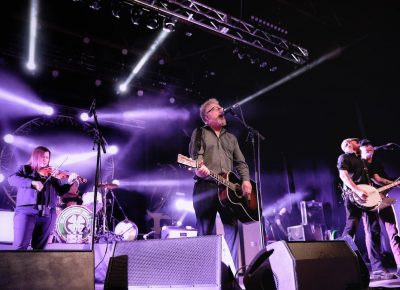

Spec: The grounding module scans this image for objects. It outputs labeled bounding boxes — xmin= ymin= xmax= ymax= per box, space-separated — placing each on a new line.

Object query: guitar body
xmin=346 ymin=184 xmax=396 ymax=211
xmin=218 ymin=172 xmax=259 ymax=223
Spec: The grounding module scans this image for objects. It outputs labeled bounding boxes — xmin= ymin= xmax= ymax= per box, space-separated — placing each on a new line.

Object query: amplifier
xmin=287 ymin=224 xmax=323 ymax=241
xmin=161 ymin=226 xmax=197 ymax=239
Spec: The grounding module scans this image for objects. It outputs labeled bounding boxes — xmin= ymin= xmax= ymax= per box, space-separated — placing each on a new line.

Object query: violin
xmin=37 ymin=167 xmax=87 ymax=183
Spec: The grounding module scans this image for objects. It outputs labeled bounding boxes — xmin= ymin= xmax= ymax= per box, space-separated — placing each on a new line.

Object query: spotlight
xmin=163 ymin=17 xmax=177 ymax=32
xmin=130 ymin=8 xmax=144 ymax=26
xmin=111 ymin=0 xmax=122 ymax=18
xmin=3 ymin=134 xmax=14 ymax=144
xmin=0 ymin=173 xmax=4 ymax=183
xmin=26 ymin=61 xmax=36 ymax=71
xmin=119 ymin=83 xmax=128 ymax=92
xmin=259 ymin=61 xmax=268 ymax=68
xmin=43 ymin=106 xmax=54 ymax=116
xmin=89 ymin=0 xmax=101 ymax=10
xmin=112 ymin=179 xmax=120 ymax=185
xmin=80 ymin=112 xmax=90 ymax=121
xmin=108 ymin=145 xmax=119 ymax=155
xmin=146 ymin=16 xmax=159 ymax=30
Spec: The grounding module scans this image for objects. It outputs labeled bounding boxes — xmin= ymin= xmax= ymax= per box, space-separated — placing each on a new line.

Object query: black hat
xmin=360 ymin=139 xmax=373 ymax=146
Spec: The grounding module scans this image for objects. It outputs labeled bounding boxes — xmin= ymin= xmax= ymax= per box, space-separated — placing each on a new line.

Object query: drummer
xmin=58 ymin=180 xmax=83 ymax=209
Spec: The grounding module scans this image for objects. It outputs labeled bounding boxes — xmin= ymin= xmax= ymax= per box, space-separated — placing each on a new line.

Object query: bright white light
xmin=4 ymin=134 xmax=15 ymax=144
xmin=80 ymin=112 xmax=89 ymax=121
xmin=119 ymin=83 xmax=128 ymax=92
xmin=112 ymin=179 xmax=120 ymax=185
xmin=175 ymin=199 xmax=194 ymax=212
xmin=176 ymin=221 xmax=183 ymax=226
xmin=0 ymin=174 xmax=4 ymax=183
xmin=26 ymin=61 xmax=36 ymax=71
xmin=26 ymin=0 xmax=39 ymax=72
xmin=43 ymin=106 xmax=54 ymax=116
xmin=118 ymin=29 xmax=170 ymax=93
xmin=108 ymin=145 xmax=119 ymax=155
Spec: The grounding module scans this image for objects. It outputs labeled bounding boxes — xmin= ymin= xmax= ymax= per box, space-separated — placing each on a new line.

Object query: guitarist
xmin=189 ymin=98 xmax=252 ymax=269
xmin=337 ymin=138 xmax=395 ymax=280
xmin=360 ymin=139 xmax=400 ymax=277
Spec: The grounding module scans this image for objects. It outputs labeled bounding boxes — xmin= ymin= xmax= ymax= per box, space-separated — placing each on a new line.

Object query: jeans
xmin=363 ymin=205 xmax=400 ymax=266
xmin=192 ymin=181 xmax=239 ymax=268
xmin=13 ymin=205 xmax=56 ymax=250
xmin=342 ymin=196 xmax=384 ymax=271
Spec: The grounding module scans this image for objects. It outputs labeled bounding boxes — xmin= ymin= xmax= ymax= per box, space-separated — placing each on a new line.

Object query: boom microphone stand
xmin=88 ymin=99 xmax=107 ymax=250
xmin=224 ymin=105 xmax=267 ymax=249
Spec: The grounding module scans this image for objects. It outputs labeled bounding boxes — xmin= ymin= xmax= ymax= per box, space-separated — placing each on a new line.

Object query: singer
xmin=360 ymin=139 xmax=400 ymax=278
xmin=8 ymin=146 xmax=80 ymax=250
xmin=188 ymin=98 xmax=252 ymax=269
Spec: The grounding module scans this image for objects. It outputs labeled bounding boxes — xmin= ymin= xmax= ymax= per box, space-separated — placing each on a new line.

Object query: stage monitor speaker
xmin=243 ymin=248 xmax=276 ymax=290
xmin=0 ymin=250 xmax=94 ymax=290
xmin=105 ymin=235 xmax=237 ymax=290
xmin=266 ymin=240 xmax=365 ymax=290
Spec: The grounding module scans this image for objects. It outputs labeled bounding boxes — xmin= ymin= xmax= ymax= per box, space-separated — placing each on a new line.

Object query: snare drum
xmin=82 ymin=191 xmax=103 ymax=213
xmin=56 ymin=205 xmax=92 ymax=243
xmin=114 ymin=220 xmax=138 ymax=241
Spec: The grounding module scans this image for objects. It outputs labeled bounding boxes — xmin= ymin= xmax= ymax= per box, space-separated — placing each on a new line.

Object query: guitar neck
xmin=377 ymin=180 xmax=400 ymax=193
xmin=208 ymin=170 xmax=236 ymax=190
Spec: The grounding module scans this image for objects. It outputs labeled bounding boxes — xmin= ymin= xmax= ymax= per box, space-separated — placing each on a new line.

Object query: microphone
xmin=374 ymin=143 xmax=400 ymax=151
xmin=88 ymin=99 xmax=96 ymax=118
xmin=221 ymin=103 xmax=240 ymax=117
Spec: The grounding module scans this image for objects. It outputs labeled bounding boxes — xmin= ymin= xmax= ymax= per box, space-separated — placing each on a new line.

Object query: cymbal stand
xmin=108 ymin=189 xmax=130 ymax=224
xmin=96 ymin=188 xmax=121 ymax=242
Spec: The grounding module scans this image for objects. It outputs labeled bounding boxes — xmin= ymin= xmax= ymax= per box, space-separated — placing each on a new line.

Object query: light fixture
xmin=130 ymin=7 xmax=144 ymax=26
xmin=163 ymin=17 xmax=177 ymax=32
xmin=146 ymin=16 xmax=159 ymax=30
xmin=89 ymin=0 xmax=102 ymax=10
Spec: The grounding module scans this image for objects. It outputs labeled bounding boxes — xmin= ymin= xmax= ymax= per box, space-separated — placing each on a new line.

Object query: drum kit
xmin=51 ymin=182 xmax=138 ymax=244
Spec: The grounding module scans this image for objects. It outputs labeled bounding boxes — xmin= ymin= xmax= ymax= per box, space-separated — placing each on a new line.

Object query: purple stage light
xmin=108 ymin=145 xmax=119 ymax=155
xmin=43 ymin=106 xmax=54 ymax=116
xmin=3 ymin=134 xmax=14 ymax=144
xmin=0 ymin=173 xmax=4 ymax=183
xmin=80 ymin=112 xmax=90 ymax=121
xmin=175 ymin=199 xmax=194 ymax=212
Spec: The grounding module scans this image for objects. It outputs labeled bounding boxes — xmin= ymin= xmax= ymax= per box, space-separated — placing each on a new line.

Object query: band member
xmin=360 ymin=139 xmax=400 ymax=276
xmin=8 ymin=146 xmax=79 ymax=250
xmin=338 ymin=138 xmax=395 ymax=280
xmin=189 ymin=98 xmax=252 ymax=267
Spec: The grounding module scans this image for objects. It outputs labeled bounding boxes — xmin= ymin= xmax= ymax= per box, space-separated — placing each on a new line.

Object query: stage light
xmin=0 ymin=173 xmax=4 ymax=183
xmin=112 ymin=179 xmax=120 ymax=185
xmin=146 ymin=16 xmax=159 ymax=30
xmin=43 ymin=106 xmax=54 ymax=116
xmin=89 ymin=0 xmax=101 ymax=10
xmin=130 ymin=7 xmax=144 ymax=26
xmin=111 ymin=0 xmax=122 ymax=18
xmin=3 ymin=134 xmax=14 ymax=144
xmin=163 ymin=17 xmax=177 ymax=32
xmin=80 ymin=112 xmax=90 ymax=121
xmin=26 ymin=0 xmax=38 ymax=73
xmin=259 ymin=61 xmax=268 ymax=68
xmin=108 ymin=145 xmax=119 ymax=155
xmin=118 ymin=29 xmax=170 ymax=93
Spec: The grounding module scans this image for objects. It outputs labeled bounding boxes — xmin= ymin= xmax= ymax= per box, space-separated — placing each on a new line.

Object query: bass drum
xmin=56 ymin=205 xmax=92 ymax=243
xmin=114 ymin=220 xmax=138 ymax=241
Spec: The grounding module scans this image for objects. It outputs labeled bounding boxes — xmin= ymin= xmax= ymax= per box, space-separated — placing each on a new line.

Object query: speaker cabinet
xmin=105 ymin=235 xmax=236 ymax=290
xmin=0 ymin=250 xmax=94 ymax=290
xmin=266 ymin=240 xmax=365 ymax=290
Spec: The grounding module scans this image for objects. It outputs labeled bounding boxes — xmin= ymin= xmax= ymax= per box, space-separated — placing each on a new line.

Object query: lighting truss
xmin=123 ymin=0 xmax=309 ymax=65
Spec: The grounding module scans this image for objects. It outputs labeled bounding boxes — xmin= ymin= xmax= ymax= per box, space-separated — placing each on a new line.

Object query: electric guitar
xmin=177 ymin=154 xmax=259 ymax=223
xmin=343 ymin=180 xmax=399 ymax=211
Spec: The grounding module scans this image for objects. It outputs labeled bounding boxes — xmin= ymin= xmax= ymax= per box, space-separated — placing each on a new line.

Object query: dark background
xmin=1 ymin=0 xmax=399 ymax=256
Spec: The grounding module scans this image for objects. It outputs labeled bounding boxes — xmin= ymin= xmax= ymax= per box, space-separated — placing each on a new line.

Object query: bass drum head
xmin=56 ymin=205 xmax=92 ymax=243
xmin=114 ymin=220 xmax=138 ymax=241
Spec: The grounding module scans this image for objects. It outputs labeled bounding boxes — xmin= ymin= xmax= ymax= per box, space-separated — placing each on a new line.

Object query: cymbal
xmin=98 ymin=183 xmax=119 ymax=189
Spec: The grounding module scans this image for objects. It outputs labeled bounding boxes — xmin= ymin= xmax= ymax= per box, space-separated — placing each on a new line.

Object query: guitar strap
xmin=194 ymin=127 xmax=203 ymax=157
xmin=361 ymin=159 xmax=373 ymax=186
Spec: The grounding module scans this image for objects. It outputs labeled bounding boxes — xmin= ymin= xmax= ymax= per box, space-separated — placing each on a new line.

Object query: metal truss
xmin=123 ymin=0 xmax=309 ymax=64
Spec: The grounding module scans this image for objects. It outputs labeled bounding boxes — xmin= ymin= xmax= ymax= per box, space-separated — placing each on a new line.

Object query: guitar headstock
xmin=177 ymin=154 xmax=198 ymax=169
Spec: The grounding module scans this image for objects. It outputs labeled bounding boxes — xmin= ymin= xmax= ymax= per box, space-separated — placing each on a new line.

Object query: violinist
xmin=8 ymin=146 xmax=80 ymax=250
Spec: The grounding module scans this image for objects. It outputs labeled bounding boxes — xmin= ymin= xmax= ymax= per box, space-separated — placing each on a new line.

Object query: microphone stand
xmin=89 ymin=99 xmax=107 ymax=251
xmin=227 ymin=107 xmax=267 ymax=249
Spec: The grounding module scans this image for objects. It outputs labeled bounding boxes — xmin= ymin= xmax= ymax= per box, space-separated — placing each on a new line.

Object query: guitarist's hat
xmin=360 ymin=139 xmax=372 ymax=147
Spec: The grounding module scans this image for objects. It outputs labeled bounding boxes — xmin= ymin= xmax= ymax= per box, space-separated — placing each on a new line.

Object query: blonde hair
xmin=199 ymin=98 xmax=219 ymax=124
xmin=28 ymin=146 xmax=51 ymax=171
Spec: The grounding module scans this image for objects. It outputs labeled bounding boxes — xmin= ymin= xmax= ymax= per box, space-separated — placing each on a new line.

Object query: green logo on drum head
xmin=56 ymin=205 xmax=92 ymax=243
